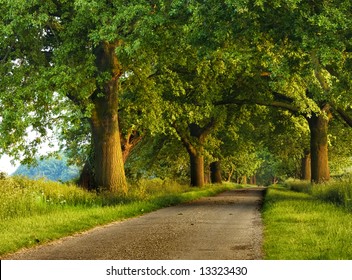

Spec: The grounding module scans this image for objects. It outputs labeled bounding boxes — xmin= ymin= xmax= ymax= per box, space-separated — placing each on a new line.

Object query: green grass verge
xmin=0 ymin=176 xmax=238 ymax=257
xmin=283 ymin=178 xmax=352 ymax=211
xmin=263 ymin=186 xmax=352 ymax=259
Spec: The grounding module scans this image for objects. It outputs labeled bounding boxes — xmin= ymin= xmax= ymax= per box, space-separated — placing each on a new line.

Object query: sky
xmin=0 ymin=155 xmax=20 ymax=175
xmin=0 ymin=129 xmax=59 ymax=175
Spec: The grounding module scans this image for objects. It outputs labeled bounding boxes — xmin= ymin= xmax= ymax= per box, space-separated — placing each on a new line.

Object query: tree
xmin=124 ymin=134 xmax=189 ymax=183
xmin=0 ymin=1 xmax=168 ymax=193
xmin=13 ymin=156 xmax=79 ymax=182
xmin=259 ymin=1 xmax=352 ymax=183
xmin=196 ymin=0 xmax=352 ymax=183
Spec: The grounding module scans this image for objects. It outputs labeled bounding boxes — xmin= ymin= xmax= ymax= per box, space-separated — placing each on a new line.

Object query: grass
xmin=0 ymin=176 xmax=239 ymax=257
xmin=283 ymin=178 xmax=352 ymax=211
xmin=263 ymin=186 xmax=352 ymax=259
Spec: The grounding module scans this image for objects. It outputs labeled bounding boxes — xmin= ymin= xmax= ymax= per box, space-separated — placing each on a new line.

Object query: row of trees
xmin=1 ymin=1 xmax=352 ymax=193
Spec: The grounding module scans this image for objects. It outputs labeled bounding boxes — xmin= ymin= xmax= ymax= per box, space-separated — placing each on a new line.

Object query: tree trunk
xmin=307 ymin=106 xmax=331 ymax=183
xmin=90 ymin=93 xmax=127 ymax=193
xmin=79 ymin=160 xmax=95 ymax=191
xmin=175 ymin=120 xmax=216 ymax=187
xmin=301 ymin=150 xmax=311 ymax=181
xmin=88 ymin=41 xmax=127 ymax=193
xmin=210 ymin=161 xmax=222 ymax=184
xmin=241 ymin=176 xmax=247 ymax=185
xmin=189 ymin=151 xmax=204 ymax=187
xmin=204 ymin=165 xmax=210 ymax=184
xmin=227 ymin=165 xmax=234 ymax=182
xmin=121 ymin=130 xmax=143 ymax=163
xmin=250 ymin=175 xmax=256 ymax=185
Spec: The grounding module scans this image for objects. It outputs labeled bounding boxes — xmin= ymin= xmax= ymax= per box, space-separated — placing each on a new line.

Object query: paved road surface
xmin=4 ymin=187 xmax=266 ymax=260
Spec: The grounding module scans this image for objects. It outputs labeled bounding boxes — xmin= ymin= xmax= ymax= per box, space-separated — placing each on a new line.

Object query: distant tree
xmin=13 ymin=156 xmax=79 ymax=182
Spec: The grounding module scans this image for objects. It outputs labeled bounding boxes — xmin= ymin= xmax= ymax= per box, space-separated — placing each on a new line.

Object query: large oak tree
xmin=0 ymin=0 xmax=168 ymax=193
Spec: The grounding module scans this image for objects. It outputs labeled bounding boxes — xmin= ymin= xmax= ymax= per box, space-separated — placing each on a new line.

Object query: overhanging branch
xmin=335 ymin=107 xmax=352 ymax=127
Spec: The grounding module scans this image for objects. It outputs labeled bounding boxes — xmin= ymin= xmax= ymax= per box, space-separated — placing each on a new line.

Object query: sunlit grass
xmin=283 ymin=178 xmax=352 ymax=211
xmin=0 ymin=176 xmax=237 ymax=257
xmin=263 ymin=187 xmax=352 ymax=259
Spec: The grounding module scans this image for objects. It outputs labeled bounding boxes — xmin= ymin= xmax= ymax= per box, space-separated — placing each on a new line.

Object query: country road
xmin=4 ymin=187 xmax=266 ymax=260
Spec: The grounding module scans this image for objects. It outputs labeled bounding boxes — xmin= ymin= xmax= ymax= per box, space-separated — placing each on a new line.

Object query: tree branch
xmin=335 ymin=107 xmax=352 ymax=127
xmin=172 ymin=123 xmax=196 ymax=155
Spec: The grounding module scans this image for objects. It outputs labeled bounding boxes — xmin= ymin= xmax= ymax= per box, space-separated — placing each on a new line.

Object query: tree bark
xmin=174 ymin=120 xmax=216 ymax=187
xmin=210 ymin=161 xmax=222 ymax=184
xmin=121 ymin=130 xmax=143 ymax=163
xmin=301 ymin=150 xmax=311 ymax=181
xmin=250 ymin=175 xmax=256 ymax=185
xmin=189 ymin=150 xmax=204 ymax=187
xmin=241 ymin=176 xmax=247 ymax=185
xmin=90 ymin=94 xmax=127 ymax=193
xmin=79 ymin=160 xmax=95 ymax=191
xmin=88 ymin=41 xmax=127 ymax=193
xmin=204 ymin=165 xmax=210 ymax=184
xmin=307 ymin=105 xmax=331 ymax=183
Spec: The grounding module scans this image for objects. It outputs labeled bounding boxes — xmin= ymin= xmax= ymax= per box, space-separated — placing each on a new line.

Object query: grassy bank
xmin=0 ymin=176 xmax=238 ymax=257
xmin=263 ymin=186 xmax=352 ymax=259
xmin=283 ymin=179 xmax=352 ymax=211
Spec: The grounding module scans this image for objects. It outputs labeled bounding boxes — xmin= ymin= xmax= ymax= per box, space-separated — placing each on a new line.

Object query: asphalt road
xmin=4 ymin=187 xmax=266 ymax=260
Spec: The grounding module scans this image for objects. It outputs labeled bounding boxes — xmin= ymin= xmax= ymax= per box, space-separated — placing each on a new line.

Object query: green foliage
xmin=328 ymin=119 xmax=352 ymax=177
xmin=1 ymin=0 xmax=352 ymax=189
xmin=125 ymin=135 xmax=189 ymax=183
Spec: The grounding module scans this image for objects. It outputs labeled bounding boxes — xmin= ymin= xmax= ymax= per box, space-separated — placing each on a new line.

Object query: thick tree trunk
xmin=189 ymin=151 xmax=204 ymax=187
xmin=210 ymin=161 xmax=222 ymax=184
xmin=175 ymin=121 xmax=216 ymax=187
xmin=308 ymin=106 xmax=331 ymax=183
xmin=90 ymin=93 xmax=127 ymax=193
xmin=88 ymin=41 xmax=127 ymax=193
xmin=301 ymin=150 xmax=311 ymax=181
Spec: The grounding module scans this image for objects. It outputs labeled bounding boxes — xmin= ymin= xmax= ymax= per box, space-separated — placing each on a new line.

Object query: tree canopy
xmin=1 ymin=0 xmax=352 ymax=190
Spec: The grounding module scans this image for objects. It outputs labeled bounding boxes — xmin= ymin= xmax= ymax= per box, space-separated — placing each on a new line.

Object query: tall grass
xmin=0 ymin=176 xmax=236 ymax=256
xmin=283 ymin=178 xmax=352 ymax=211
xmin=0 ymin=176 xmax=192 ymax=221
